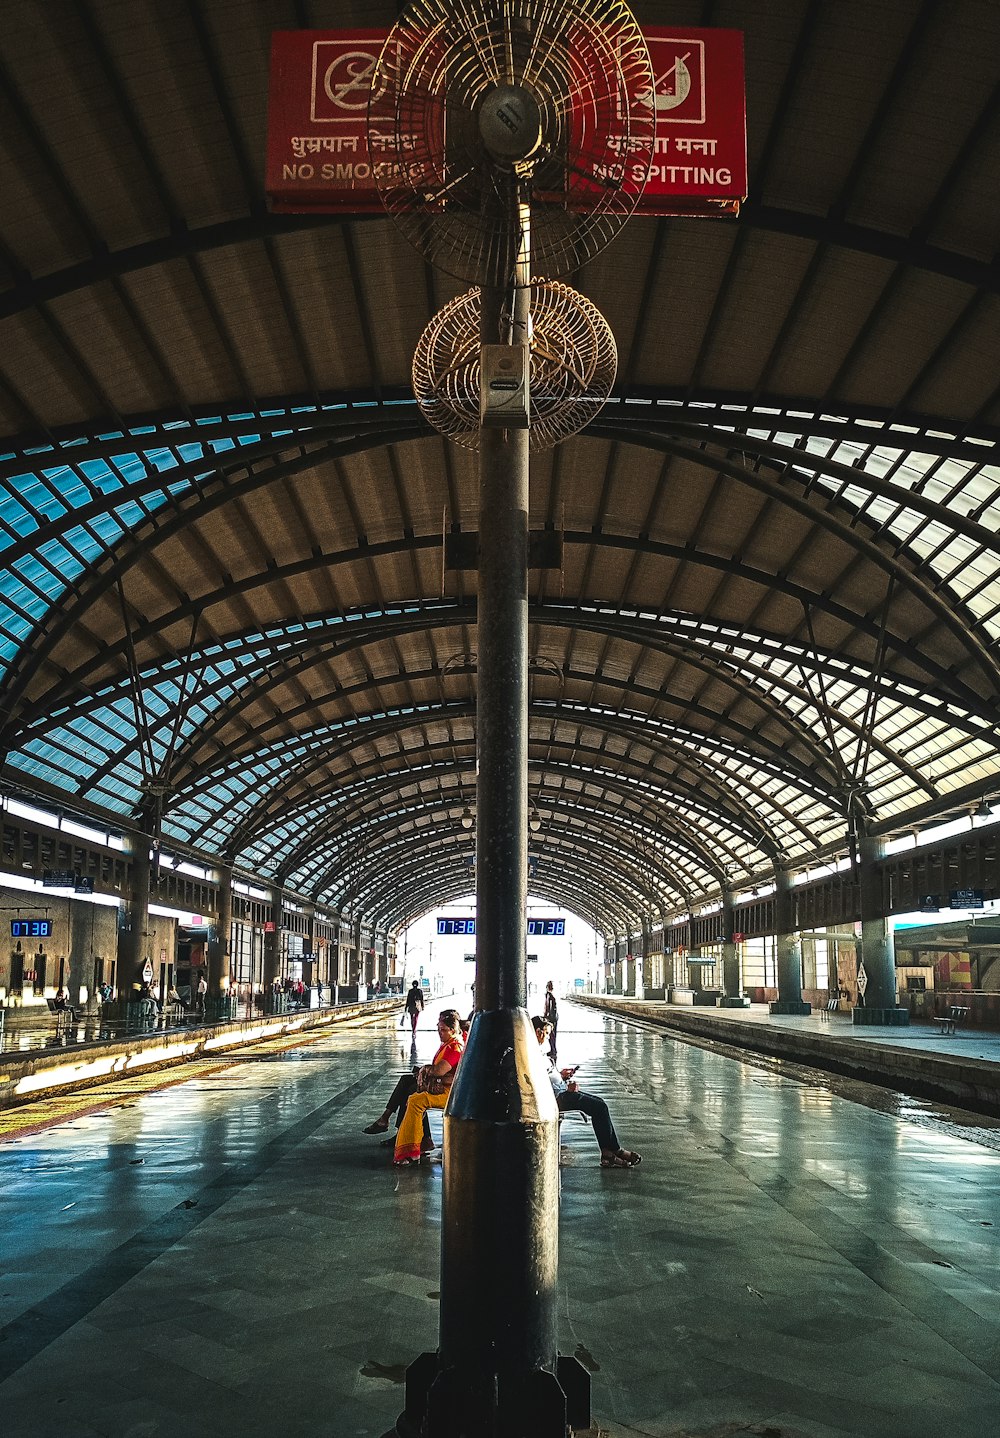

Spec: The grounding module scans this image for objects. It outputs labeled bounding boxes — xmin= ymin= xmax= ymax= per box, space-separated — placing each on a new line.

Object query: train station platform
xmin=0 ymin=999 xmax=400 ymax=1112
xmin=574 ymin=995 xmax=1000 ymax=1116
xmin=2 ymin=996 xmax=999 ymax=1437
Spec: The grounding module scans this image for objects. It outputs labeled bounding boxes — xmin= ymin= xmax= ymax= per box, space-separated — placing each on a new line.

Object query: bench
xmin=819 ymin=997 xmax=840 ymax=1022
xmin=932 ymin=1005 xmax=970 ymax=1035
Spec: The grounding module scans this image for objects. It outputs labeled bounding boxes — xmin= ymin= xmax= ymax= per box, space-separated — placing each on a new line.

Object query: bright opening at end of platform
xmin=398 ymin=896 xmax=604 ymax=1002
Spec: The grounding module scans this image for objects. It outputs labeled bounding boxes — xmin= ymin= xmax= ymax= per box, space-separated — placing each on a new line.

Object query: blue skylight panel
xmin=0 ymin=490 xmax=39 ymax=537
xmin=79 ymin=458 xmax=127 ymax=492
xmin=146 ymin=449 xmax=182 ymax=474
xmin=114 ymin=500 xmax=155 ymax=528
xmin=23 ymin=738 xmax=93 ymax=779
xmin=92 ymin=777 xmax=140 ymax=813
xmin=109 ymin=453 xmax=149 ymax=482
xmin=33 ymin=540 xmax=88 ymax=584
xmin=1 ymin=573 xmax=50 ymax=623
xmin=18 ymin=481 xmax=73 ymax=524
xmin=7 ymin=752 xmax=69 ymax=785
xmin=66 ymin=715 xmax=119 ymax=749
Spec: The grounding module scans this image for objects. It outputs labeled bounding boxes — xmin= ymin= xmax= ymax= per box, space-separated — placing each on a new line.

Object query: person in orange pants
xmin=392 ymin=1009 xmax=464 ymax=1166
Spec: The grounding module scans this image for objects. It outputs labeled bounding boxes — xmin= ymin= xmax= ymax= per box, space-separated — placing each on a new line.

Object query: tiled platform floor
xmin=1 ymin=999 xmax=999 ymax=1437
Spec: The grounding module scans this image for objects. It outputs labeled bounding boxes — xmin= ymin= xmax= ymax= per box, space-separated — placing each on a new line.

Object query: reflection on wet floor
xmin=1 ymin=999 xmax=998 ymax=1438
xmin=604 ymin=1010 xmax=1000 ymax=1151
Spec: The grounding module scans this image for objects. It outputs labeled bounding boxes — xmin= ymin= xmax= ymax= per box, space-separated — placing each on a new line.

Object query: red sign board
xmin=636 ymin=28 xmax=746 ymax=216
xmin=266 ymin=30 xmax=396 ymax=213
xmin=266 ymin=28 xmax=746 ymax=217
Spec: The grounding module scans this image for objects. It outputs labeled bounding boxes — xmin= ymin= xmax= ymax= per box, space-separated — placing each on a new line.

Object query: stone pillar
xmin=719 ymin=887 xmax=749 ymax=1007
xmin=208 ymin=864 xmax=233 ymax=999
xmin=854 ymin=830 xmax=907 ymax=1026
xmin=117 ymin=832 xmax=151 ymax=1002
xmin=769 ymin=864 xmax=811 ymax=1015
xmin=70 ymin=898 xmax=97 ymax=1014
xmin=307 ymin=909 xmax=317 ymax=985
xmin=351 ymin=917 xmax=362 ymax=983
xmin=263 ymin=886 xmax=281 ymax=992
xmin=636 ymin=919 xmax=647 ymax=999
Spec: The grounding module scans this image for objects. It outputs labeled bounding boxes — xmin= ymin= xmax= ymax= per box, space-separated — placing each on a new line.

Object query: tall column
xmin=854 ymin=829 xmax=907 ymax=1026
xmin=622 ymin=936 xmax=634 ymax=997
xmin=262 ymin=886 xmax=281 ymax=993
xmin=636 ymin=918 xmax=648 ymax=999
xmin=719 ymin=887 xmax=748 ymax=1007
xmin=208 ymin=864 xmax=233 ymax=999
xmin=307 ymin=909 xmax=317 ymax=985
xmin=117 ymin=831 xmax=151 ymax=1002
xmin=404 ymin=262 xmax=574 ymax=1438
xmin=769 ymin=863 xmax=811 ymax=1015
xmin=70 ymin=898 xmax=97 ymax=1014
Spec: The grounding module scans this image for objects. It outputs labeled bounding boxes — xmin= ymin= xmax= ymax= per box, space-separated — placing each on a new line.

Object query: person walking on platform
xmin=543 ymin=980 xmax=558 ymax=1059
xmin=532 ymin=1016 xmax=641 ymax=1168
xmin=404 ymin=979 xmax=424 ymax=1035
xmin=195 ymin=972 xmax=207 ymax=1016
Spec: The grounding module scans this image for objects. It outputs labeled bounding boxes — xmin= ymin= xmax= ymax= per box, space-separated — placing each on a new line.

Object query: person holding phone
xmin=532 ymin=1016 xmax=641 ymax=1168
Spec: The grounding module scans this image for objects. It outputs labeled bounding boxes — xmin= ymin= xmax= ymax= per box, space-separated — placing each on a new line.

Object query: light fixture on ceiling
xmin=529 ymin=809 xmax=542 ymax=834
xmin=460 ymin=806 xmax=475 ymax=831
xmin=974 ymin=797 xmax=995 ymax=820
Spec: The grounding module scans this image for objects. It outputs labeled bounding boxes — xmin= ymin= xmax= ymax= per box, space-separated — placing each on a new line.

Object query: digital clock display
xmin=527 ymin=918 xmax=565 ymax=936
xmin=11 ymin=919 xmax=52 ymax=938
xmin=437 ymin=917 xmax=476 ymax=935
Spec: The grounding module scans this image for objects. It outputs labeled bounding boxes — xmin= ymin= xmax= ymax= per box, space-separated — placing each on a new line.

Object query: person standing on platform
xmin=404 ymin=979 xmax=424 ymax=1035
xmin=543 ymin=980 xmax=558 ymax=1059
xmin=195 ymin=972 xmax=207 ymax=1016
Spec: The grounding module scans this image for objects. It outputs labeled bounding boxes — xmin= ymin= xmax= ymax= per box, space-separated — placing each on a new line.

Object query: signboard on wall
xmin=42 ymin=869 xmax=78 ymax=887
xmin=266 ymin=30 xmax=399 ymax=213
xmin=265 ymin=27 xmax=746 ymax=216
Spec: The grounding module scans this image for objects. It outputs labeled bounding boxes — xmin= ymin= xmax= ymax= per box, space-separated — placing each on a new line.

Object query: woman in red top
xmin=392 ymin=1009 xmax=464 ymax=1166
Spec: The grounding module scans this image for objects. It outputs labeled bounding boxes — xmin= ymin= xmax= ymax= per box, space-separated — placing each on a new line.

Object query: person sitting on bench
xmin=532 ymin=1016 xmax=641 ymax=1169
xmin=53 ymin=986 xmax=78 ymax=1022
xmin=391 ymin=1009 xmax=465 ymax=1167
xmin=362 ymin=1009 xmax=465 ymax=1156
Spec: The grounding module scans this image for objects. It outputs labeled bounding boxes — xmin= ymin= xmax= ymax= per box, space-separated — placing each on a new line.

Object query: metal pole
xmin=395 ymin=192 xmax=588 ymax=1438
xmin=474 ymin=272 xmax=529 ymax=1013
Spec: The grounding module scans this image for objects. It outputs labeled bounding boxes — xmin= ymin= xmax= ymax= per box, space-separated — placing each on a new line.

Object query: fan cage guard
xmin=413 ymin=280 xmax=618 ymax=450
xmin=370 ymin=0 xmax=656 ymax=285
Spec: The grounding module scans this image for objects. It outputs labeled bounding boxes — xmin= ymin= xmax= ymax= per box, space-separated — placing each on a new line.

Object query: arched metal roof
xmin=1 ymin=0 xmax=999 ymax=935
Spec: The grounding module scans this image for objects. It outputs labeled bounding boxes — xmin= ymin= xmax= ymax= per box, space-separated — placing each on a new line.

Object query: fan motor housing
xmin=480 ymin=344 xmax=530 ymax=429
xmin=479 ymin=84 xmax=542 ymax=162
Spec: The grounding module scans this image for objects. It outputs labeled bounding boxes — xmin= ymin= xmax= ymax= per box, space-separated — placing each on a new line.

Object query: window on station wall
xmin=815 ymin=937 xmax=829 ymax=990
xmin=742 ymin=936 xmax=776 ymax=990
xmin=801 ymin=936 xmax=829 ymax=991
xmin=230 ymin=923 xmax=258 ymax=989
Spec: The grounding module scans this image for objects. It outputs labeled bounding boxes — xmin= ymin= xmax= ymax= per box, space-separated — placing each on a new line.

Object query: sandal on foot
xmin=600 ymin=1150 xmax=642 ymax=1168
xmin=363 ymin=1119 xmax=390 ymax=1135
xmin=392 ymin=1156 xmax=420 ymax=1167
